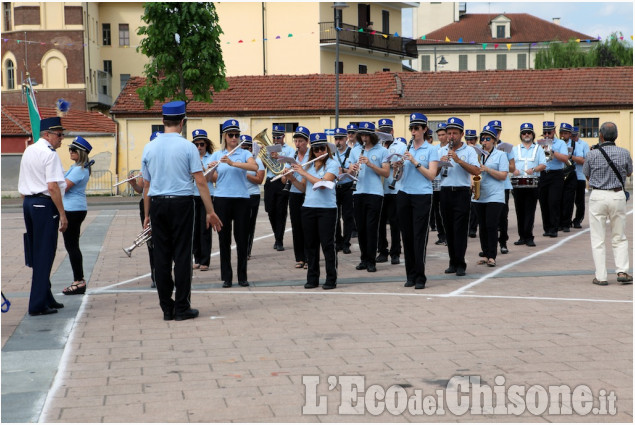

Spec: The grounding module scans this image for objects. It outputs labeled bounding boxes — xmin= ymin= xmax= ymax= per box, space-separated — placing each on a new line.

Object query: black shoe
xmin=351 ymin=231 xmax=358 ymax=238
xmin=550 ymin=232 xmax=558 ymax=238
xmin=277 ymin=245 xmax=285 ymax=251
xmin=415 ymin=282 xmax=426 ymax=290
xmin=151 ymin=281 xmax=157 ymax=289
xmin=323 ymin=282 xmax=337 ymax=290
xmin=562 ymin=227 xmax=570 ymax=233
xmin=526 ymin=239 xmax=536 ymax=247
xmin=29 ymin=307 xmax=58 ymax=316
xmin=500 ymin=246 xmax=509 ymax=254
xmin=273 ymin=243 xmax=279 ymax=250
xmin=456 ymin=267 xmax=466 ymax=277
xmin=468 ymin=232 xmax=477 ymax=238
xmin=336 ymin=246 xmax=342 ymax=252
xmin=367 ymin=264 xmax=377 ymax=273
xmin=376 ymin=254 xmax=388 ymax=263
xmin=573 ymin=222 xmax=582 ymax=229
xmin=391 ymin=256 xmax=400 ymax=265
xmin=513 ymin=239 xmax=526 ymax=246
xmin=222 ymin=281 xmax=232 ymax=288
xmin=355 ymin=262 xmax=367 ymax=270
xmin=444 ymin=266 xmax=457 ymax=274
xmin=404 ymin=281 xmax=415 ymax=287
xmin=478 ymin=251 xmax=486 ymax=257
xmin=435 ymin=238 xmax=447 ymax=246
xmin=175 ymin=308 xmax=199 ymax=321
xmin=49 ymin=300 xmax=64 ymax=309
xmin=163 ymin=311 xmax=175 ymax=321
xmin=238 ymin=281 xmax=249 ymax=287
xmin=304 ymin=282 xmax=319 ymax=289
xmin=430 ymin=226 xmax=437 ymax=232
xmin=343 ymin=247 xmax=351 ymax=254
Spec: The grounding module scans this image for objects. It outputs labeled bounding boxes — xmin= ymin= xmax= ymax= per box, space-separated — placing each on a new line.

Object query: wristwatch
xmin=415 ymin=163 xmax=422 ymax=169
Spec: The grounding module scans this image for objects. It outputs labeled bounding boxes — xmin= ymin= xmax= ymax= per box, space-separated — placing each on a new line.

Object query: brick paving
xmin=1 ymin=194 xmax=632 ymax=422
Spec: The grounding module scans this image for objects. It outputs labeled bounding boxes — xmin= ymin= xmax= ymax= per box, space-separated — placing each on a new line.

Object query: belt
xmin=591 ymin=187 xmax=622 ymax=192
xmin=151 ymin=195 xmax=192 ymax=199
xmin=441 ymin=186 xmax=470 ymax=192
xmin=543 ymin=169 xmax=564 ymax=174
xmin=25 ymin=193 xmax=50 ymax=198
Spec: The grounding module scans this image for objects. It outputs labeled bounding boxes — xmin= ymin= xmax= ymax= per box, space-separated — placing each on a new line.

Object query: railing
xmin=319 ymin=22 xmax=418 ymax=58
xmin=86 ymin=170 xmax=114 ymax=195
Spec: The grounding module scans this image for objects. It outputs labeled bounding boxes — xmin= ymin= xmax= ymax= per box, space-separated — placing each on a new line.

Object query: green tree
xmin=534 ymin=32 xmax=632 ymax=69
xmin=137 ymin=2 xmax=228 ymax=130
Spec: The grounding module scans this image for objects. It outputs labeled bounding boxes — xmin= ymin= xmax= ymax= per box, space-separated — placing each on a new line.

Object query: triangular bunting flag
xmin=506 ymin=43 xmax=511 ymax=50
xmin=458 ymin=37 xmax=463 ymax=43
xmin=482 ymin=43 xmax=487 ymax=49
xmin=445 ymin=36 xmax=450 ymax=42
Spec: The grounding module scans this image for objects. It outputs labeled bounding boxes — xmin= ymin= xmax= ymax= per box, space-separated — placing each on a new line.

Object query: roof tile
xmin=1 ymin=106 xmax=116 ymax=135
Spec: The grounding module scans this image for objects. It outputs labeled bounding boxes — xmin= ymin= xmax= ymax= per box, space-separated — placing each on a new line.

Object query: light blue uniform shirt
xmin=572 ymin=139 xmax=589 ymax=181
xmin=396 ymin=141 xmax=439 ymax=195
xmin=474 ymin=149 xmax=509 ymax=204
xmin=349 ymin=144 xmax=389 ymax=196
xmin=246 ymin=157 xmax=264 ymax=196
xmin=303 ymin=158 xmax=339 ymax=209
xmin=545 ymin=137 xmax=569 ymax=171
xmin=438 ymin=142 xmax=480 ymax=187
xmin=142 ymin=133 xmax=201 ymax=196
xmin=513 ymin=143 xmax=547 ymax=176
xmin=63 ymin=164 xmax=89 ymax=211
xmin=211 ymin=148 xmax=252 ymax=198
xmin=266 ymin=143 xmax=295 ymax=178
xmin=289 ymin=151 xmax=310 ymax=194
xmin=383 ymin=141 xmax=407 ymax=194
xmin=335 ymin=147 xmax=353 ymax=185
xmin=193 ymin=152 xmax=215 ymax=197
xmin=498 ymin=141 xmax=514 ymax=190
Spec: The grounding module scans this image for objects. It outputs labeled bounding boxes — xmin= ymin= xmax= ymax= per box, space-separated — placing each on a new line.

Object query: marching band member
xmin=264 ymin=124 xmax=294 ymax=251
xmin=571 ymin=126 xmax=590 ymax=228
xmin=378 ymin=134 xmax=406 ymax=265
xmin=473 ymin=125 xmax=509 ymax=267
xmin=61 ymin=136 xmax=93 ymax=295
xmin=348 ymin=122 xmax=390 ymax=273
xmin=284 ymin=126 xmax=311 ymax=269
xmin=559 ymin=122 xmax=577 ymax=233
xmin=464 ymin=129 xmax=480 ymax=238
xmin=290 ymin=133 xmax=339 ymax=290
xmin=346 ymin=123 xmax=359 ymax=150
xmin=431 ymin=123 xmax=448 ymax=245
xmin=241 ymin=135 xmax=265 ymax=260
xmin=334 ymin=127 xmax=354 ymax=254
xmin=538 ymin=121 xmax=569 ymax=238
xmin=488 ymin=120 xmax=515 ymax=255
xmin=397 ymin=113 xmax=439 ymax=289
xmin=141 ymin=101 xmax=221 ymax=321
xmin=209 ymin=119 xmax=258 ymax=288
xmin=438 ymin=117 xmax=480 ymax=276
xmin=512 ymin=123 xmax=546 ymax=247
xmin=191 ymin=129 xmax=215 ymax=272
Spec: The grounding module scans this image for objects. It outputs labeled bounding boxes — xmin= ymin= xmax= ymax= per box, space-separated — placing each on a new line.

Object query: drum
xmin=432 ymin=179 xmax=441 ymax=192
xmin=511 ymin=176 xmax=539 ymax=188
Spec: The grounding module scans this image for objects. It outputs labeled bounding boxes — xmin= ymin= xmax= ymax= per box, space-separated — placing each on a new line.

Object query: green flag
xmin=26 ymin=85 xmax=40 ymax=138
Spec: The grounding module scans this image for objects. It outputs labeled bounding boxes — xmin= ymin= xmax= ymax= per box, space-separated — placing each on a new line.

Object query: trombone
xmin=123 ymin=226 xmax=152 ymax=257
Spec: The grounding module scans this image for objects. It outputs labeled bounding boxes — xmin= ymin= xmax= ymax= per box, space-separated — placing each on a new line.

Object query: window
xmin=459 ymin=55 xmax=468 ymax=71
xmin=336 ymin=61 xmax=343 ymax=74
xmin=382 ymin=10 xmax=389 ymax=34
xmin=382 ymin=68 xmax=390 ymax=72
xmin=477 ymin=54 xmax=485 ymax=71
xmin=496 ymin=25 xmax=505 ymax=38
xmin=102 ymin=23 xmax=111 ymax=46
xmin=120 ymin=73 xmax=130 ymax=89
xmin=421 ymin=55 xmax=431 ymax=72
xmin=517 ymin=53 xmax=527 ymax=70
xmin=103 ymin=60 xmax=112 ymax=75
xmin=151 ymin=124 xmax=165 ymax=134
xmin=119 ymin=23 xmax=129 ymax=46
xmin=272 ymin=122 xmax=299 ymax=134
xmin=6 ymin=59 xmax=14 ymax=89
xmin=4 ymin=2 xmax=11 ymax=31
xmin=573 ymin=118 xmax=599 ymax=139
xmin=496 ymin=54 xmax=507 ymax=70
xmin=359 ymin=64 xmax=367 ymax=74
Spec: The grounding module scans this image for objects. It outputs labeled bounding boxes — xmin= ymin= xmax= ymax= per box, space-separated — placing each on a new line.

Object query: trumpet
xmin=113 ymin=173 xmax=141 ymax=187
xmin=123 ymin=226 xmax=152 ymax=257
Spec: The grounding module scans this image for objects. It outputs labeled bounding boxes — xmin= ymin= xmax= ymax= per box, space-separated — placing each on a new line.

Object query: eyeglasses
xmin=194 ymin=142 xmax=206 ymax=147
xmin=49 ymin=131 xmax=64 ymax=137
xmin=226 ymin=133 xmax=240 ymax=139
xmin=312 ymin=145 xmax=327 ymax=152
xmin=334 ymin=137 xmax=346 ymax=140
xmin=409 ymin=126 xmax=422 ymax=131
xmin=69 ymin=147 xmax=78 ymax=153
xmin=481 ymin=137 xmax=493 ymax=142
xmin=347 ymin=131 xmax=356 ymax=135
xmin=273 ymin=135 xmax=284 ymax=140
xmin=520 ymin=131 xmax=533 ymax=135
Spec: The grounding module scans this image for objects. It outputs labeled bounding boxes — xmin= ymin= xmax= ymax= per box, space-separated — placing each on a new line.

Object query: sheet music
xmin=313 ymin=180 xmax=335 ymax=190
xmin=496 ymin=142 xmax=513 ymax=153
xmin=266 ymin=145 xmax=282 ymax=153
xmin=337 ymin=173 xmax=358 ymax=182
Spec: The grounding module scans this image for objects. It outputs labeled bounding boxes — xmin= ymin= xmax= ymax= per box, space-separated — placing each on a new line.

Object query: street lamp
xmin=333 ymin=2 xmax=348 ymax=128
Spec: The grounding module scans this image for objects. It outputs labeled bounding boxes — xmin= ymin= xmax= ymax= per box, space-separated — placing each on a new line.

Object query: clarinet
xmin=282 ymin=150 xmax=299 ymax=192
xmin=441 ymin=140 xmax=456 ymax=177
xmin=388 ymin=137 xmax=413 ymax=190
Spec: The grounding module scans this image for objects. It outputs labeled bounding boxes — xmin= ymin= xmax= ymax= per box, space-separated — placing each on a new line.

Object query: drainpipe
xmin=110 ymin=114 xmax=120 ymax=195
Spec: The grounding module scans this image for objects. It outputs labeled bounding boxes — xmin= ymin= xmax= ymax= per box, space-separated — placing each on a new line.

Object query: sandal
xmin=477 ymin=259 xmax=488 ymax=265
xmin=200 ymin=265 xmax=209 ymax=271
xmin=295 ymin=262 xmax=304 ymax=269
xmin=303 ymin=262 xmax=308 ymax=269
xmin=487 ymin=259 xmax=496 ymax=267
xmin=192 ymin=263 xmax=200 ymax=270
xmin=63 ymin=281 xmax=86 ymax=295
xmin=617 ymin=272 xmax=633 ymax=284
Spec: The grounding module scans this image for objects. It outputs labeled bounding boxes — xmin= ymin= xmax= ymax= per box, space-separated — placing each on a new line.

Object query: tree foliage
xmin=535 ymin=32 xmax=633 ymax=69
xmin=137 ymin=2 xmax=228 ymax=110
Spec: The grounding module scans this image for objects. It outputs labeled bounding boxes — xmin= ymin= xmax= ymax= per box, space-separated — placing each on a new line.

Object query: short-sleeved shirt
xmin=438 ymin=142 xmax=480 ymax=187
xmin=545 ymin=137 xmax=569 ymax=171
xmin=396 ymin=141 xmax=439 ymax=195
xmin=498 ymin=141 xmax=514 ymax=190
xmin=266 ymin=143 xmax=295 ymax=178
xmin=18 ymin=138 xmax=67 ymax=196
xmin=210 ymin=148 xmax=252 ymax=198
xmin=572 ymin=139 xmax=590 ymax=181
xmin=583 ymin=143 xmax=633 ymax=190
xmin=335 ymin=147 xmax=352 ymax=185
xmin=141 ymin=133 xmax=201 ymax=196
xmin=383 ymin=142 xmax=407 ymax=194
xmin=349 ymin=143 xmax=389 ymax=196
xmin=63 ymin=164 xmax=90 ymax=211
xmin=513 ymin=143 xmax=547 ymax=176
xmin=303 ymin=158 xmax=340 ymax=209
xmin=246 ymin=156 xmax=264 ymax=196
xmin=474 ymin=149 xmax=509 ymax=204
xmin=193 ymin=152 xmax=215 ymax=197
xmin=289 ymin=150 xmax=310 ymax=194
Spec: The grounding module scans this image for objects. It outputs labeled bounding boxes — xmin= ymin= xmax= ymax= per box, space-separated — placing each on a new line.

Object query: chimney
xmin=552 ymin=17 xmax=560 ymax=25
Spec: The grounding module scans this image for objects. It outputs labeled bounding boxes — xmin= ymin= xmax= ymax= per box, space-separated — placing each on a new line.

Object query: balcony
xmin=319 ymin=22 xmax=418 ymax=58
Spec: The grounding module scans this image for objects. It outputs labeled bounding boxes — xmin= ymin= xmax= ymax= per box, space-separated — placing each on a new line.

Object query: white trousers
xmin=588 ymin=189 xmax=630 ymax=281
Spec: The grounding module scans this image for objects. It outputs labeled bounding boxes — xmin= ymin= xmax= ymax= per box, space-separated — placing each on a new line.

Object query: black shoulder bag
xmin=597 ymin=145 xmax=630 ymax=202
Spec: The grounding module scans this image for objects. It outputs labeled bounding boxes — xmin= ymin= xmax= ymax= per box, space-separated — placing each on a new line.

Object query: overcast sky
xmin=402 ymin=2 xmax=633 ymax=42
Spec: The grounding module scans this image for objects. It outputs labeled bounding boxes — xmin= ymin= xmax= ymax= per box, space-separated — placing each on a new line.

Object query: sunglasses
xmin=69 ymin=147 xmax=78 ymax=153
xmin=347 ymin=131 xmax=356 ymax=135
xmin=226 ymin=133 xmax=240 ymax=139
xmin=312 ymin=145 xmax=328 ymax=152
xmin=194 ymin=142 xmax=206 ymax=147
xmin=49 ymin=132 xmax=64 ymax=137
xmin=273 ymin=135 xmax=284 ymax=140
xmin=481 ymin=137 xmax=493 ymax=142
xmin=521 ymin=131 xmax=533 ymax=135
xmin=409 ymin=126 xmax=422 ymax=131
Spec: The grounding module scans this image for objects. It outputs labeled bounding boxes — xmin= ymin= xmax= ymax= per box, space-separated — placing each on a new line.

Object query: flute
xmin=113 ymin=173 xmax=141 ymax=187
xmin=203 ymin=141 xmax=245 ymax=176
xmin=270 ymin=153 xmax=328 ymax=182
